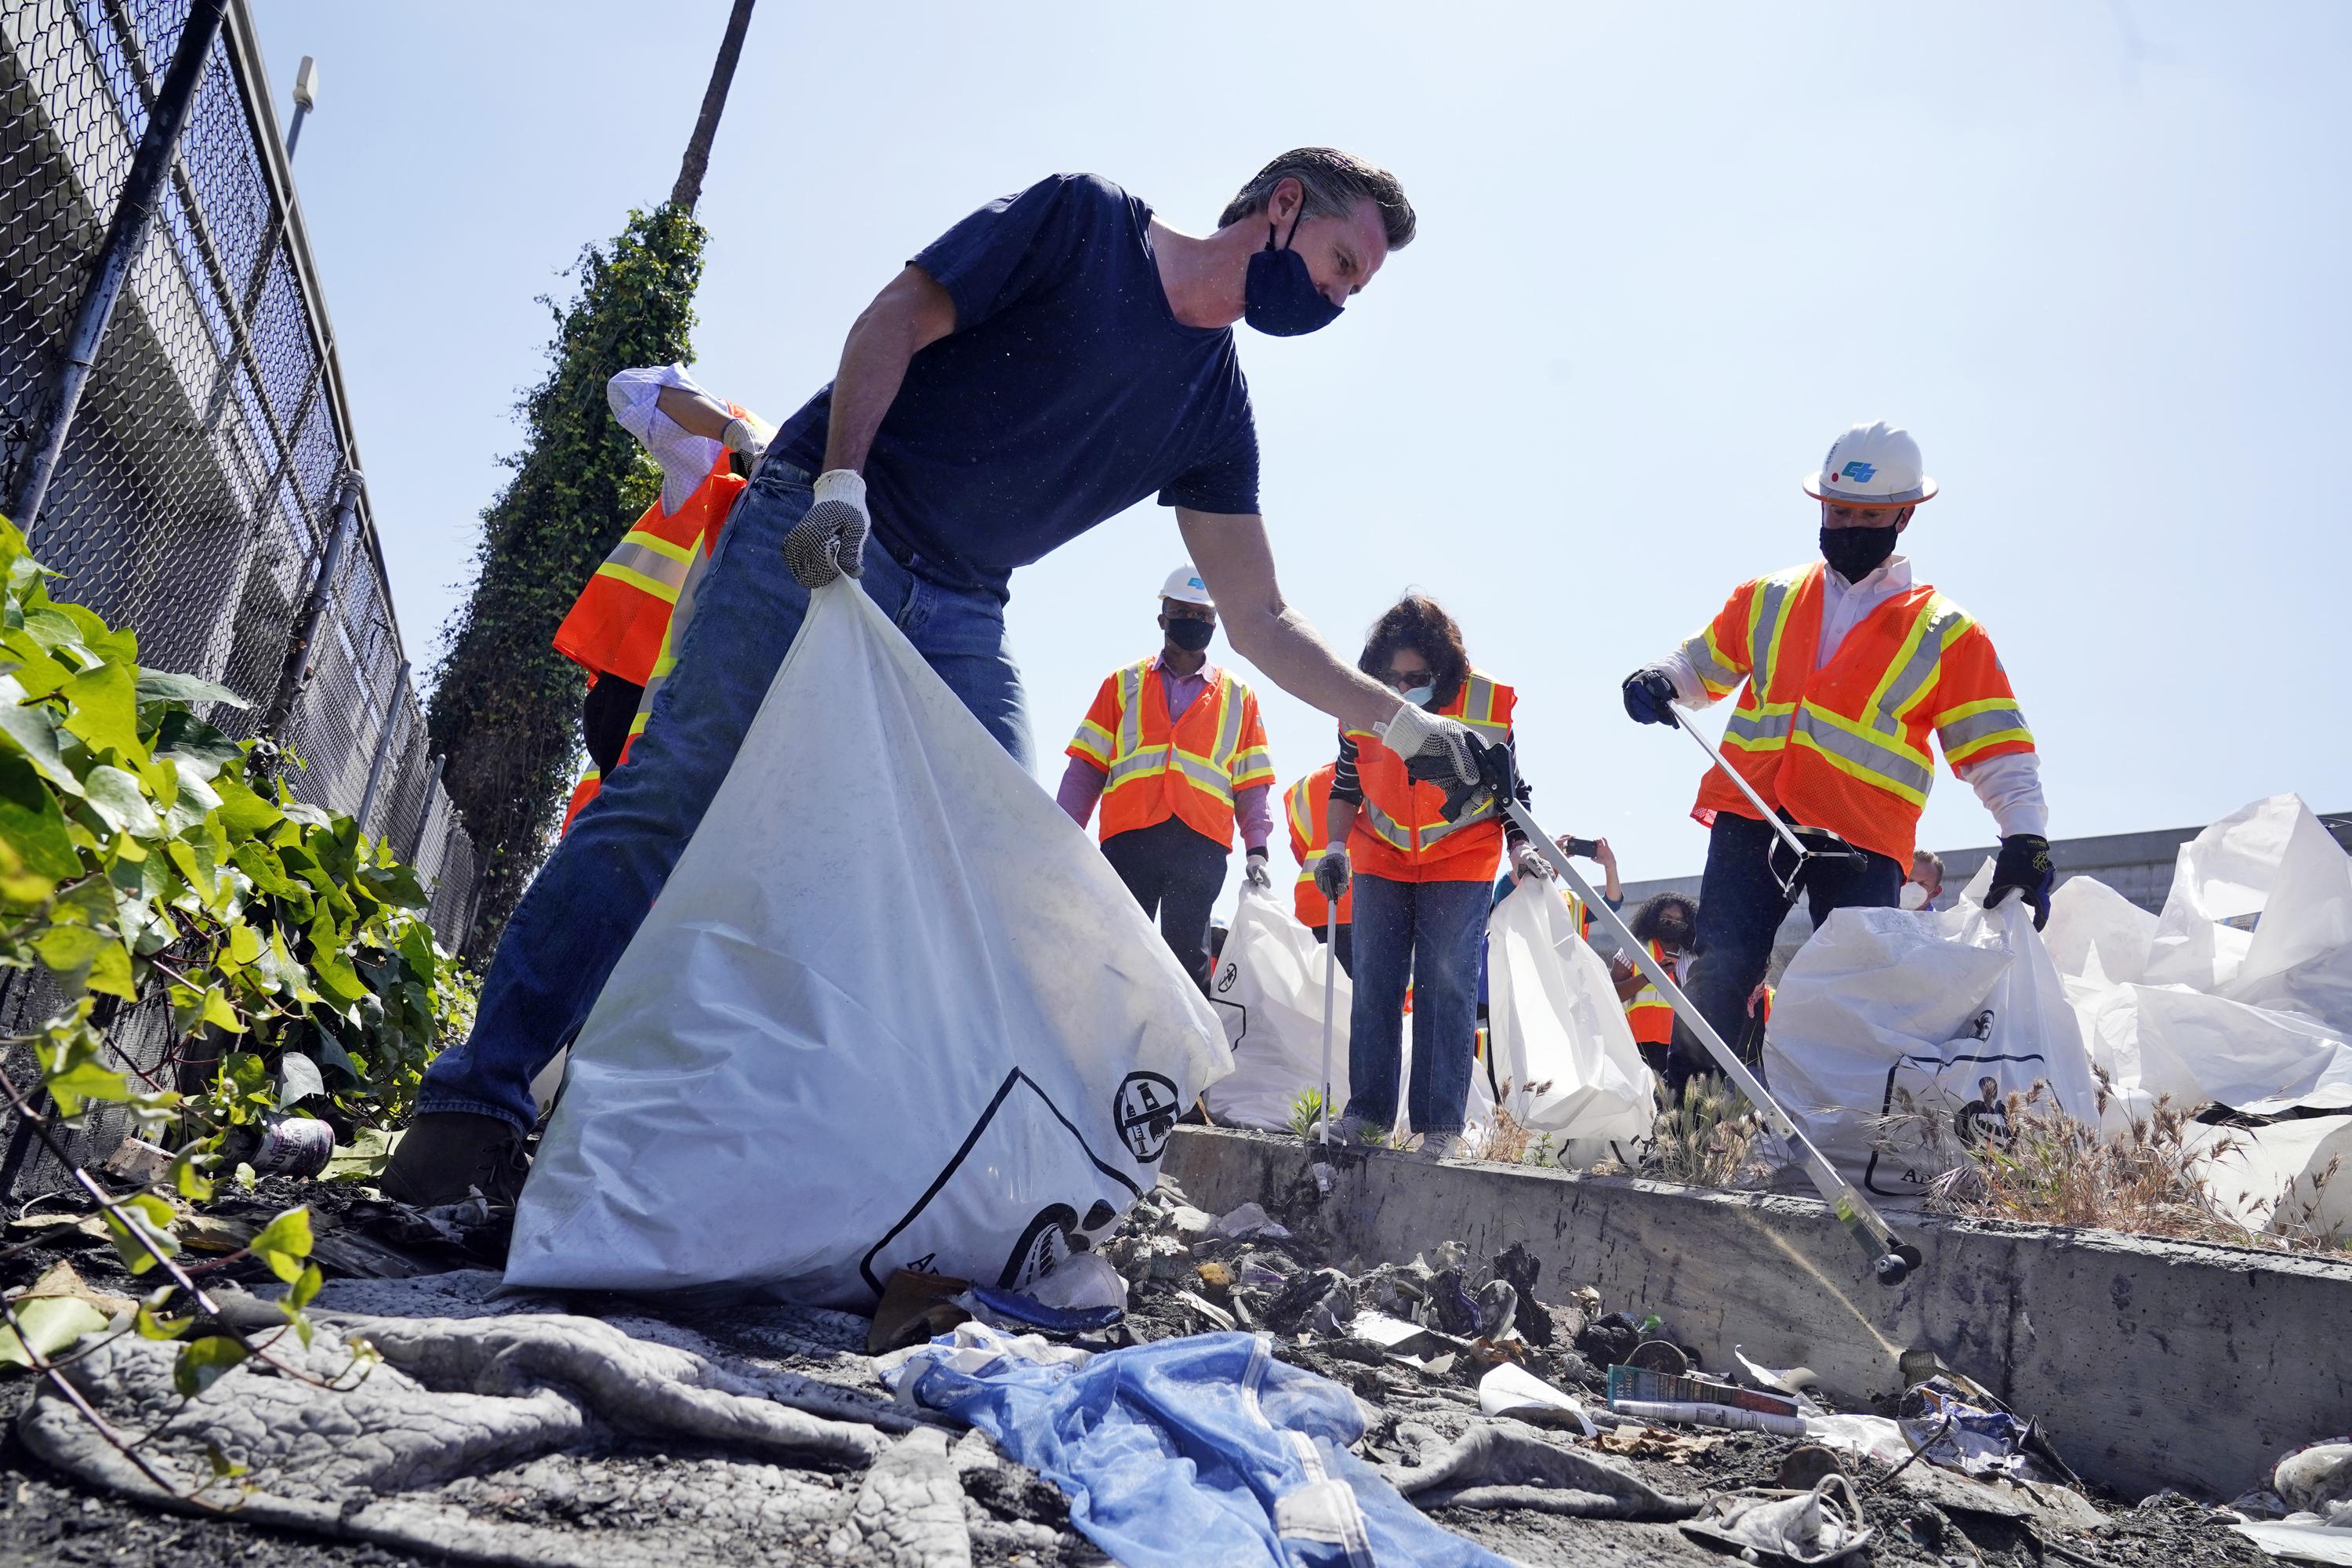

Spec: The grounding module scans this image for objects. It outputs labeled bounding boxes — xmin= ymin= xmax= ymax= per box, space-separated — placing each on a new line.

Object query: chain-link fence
xmin=0 ymin=0 xmax=477 ymax=1192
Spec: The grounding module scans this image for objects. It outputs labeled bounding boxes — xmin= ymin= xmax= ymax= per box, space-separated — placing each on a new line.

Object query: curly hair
xmin=1357 ymin=594 xmax=1470 ymax=709
xmin=1628 ymin=892 xmax=1700 ymax=946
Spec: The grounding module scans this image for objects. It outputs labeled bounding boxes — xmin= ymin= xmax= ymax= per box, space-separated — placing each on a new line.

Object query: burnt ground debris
xmin=0 ymin=1167 xmax=2286 ymax=1566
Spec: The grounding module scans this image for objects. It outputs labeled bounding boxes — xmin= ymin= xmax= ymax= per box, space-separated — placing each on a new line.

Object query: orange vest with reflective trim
xmin=552 ymin=424 xmax=747 ymax=688
xmin=1284 ymin=764 xmax=1352 ymax=928
xmin=1069 ymin=659 xmax=1273 ymax=848
xmin=1625 ymin=940 xmax=1678 ymax=1046
xmin=1678 ymin=564 xmax=2034 ymax=866
xmin=560 ymin=767 xmax=602 ymax=835
xmin=1344 ymin=673 xmax=1515 ymax=884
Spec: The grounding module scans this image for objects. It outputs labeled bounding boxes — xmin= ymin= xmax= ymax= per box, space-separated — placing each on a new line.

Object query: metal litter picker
xmin=1319 ymin=901 xmax=1338 ymax=1145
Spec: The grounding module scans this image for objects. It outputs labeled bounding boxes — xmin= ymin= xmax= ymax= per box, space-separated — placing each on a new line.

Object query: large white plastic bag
xmin=2146 ymin=793 xmax=2352 ymax=1029
xmin=2189 ymin=1112 xmax=2352 ymax=1240
xmin=1483 ymin=882 xmax=1656 ymax=1165
xmin=1763 ymin=898 xmax=2100 ymax=1203
xmin=1201 ymin=886 xmax=1351 ymax=1131
xmin=506 ymin=583 xmax=1232 ymax=1306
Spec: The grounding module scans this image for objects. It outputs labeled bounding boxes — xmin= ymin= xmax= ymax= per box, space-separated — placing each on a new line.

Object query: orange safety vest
xmin=1679 ymin=563 xmax=2034 ymax=866
xmin=560 ymin=767 xmax=601 ymax=834
xmin=552 ymin=423 xmax=748 ymax=690
xmin=1069 ymin=658 xmax=1273 ymax=848
xmin=1284 ymin=764 xmax=1352 ymax=929
xmin=1624 ymin=940 xmax=1679 ymax=1046
xmin=1344 ymin=673 xmax=1515 ymax=884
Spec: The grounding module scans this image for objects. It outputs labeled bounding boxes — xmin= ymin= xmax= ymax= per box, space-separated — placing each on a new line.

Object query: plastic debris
xmin=1681 ymin=1474 xmax=1875 ymax=1565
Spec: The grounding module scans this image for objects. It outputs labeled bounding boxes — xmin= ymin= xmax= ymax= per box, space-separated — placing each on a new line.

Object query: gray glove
xmin=1374 ymin=702 xmax=1480 ymax=783
xmin=1312 ymin=844 xmax=1350 ymax=900
xmin=720 ymin=413 xmax=772 ymax=461
xmin=1243 ymin=851 xmax=1272 ymax=891
xmin=784 ymin=469 xmax=870 ymax=589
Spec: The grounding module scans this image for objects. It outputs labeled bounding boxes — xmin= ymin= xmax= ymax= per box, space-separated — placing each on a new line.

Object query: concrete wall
xmin=1164 ymin=1127 xmax=2352 ymax=1501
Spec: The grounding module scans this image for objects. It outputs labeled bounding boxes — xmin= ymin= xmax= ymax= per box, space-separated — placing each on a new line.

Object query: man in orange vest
xmin=1621 ymin=420 xmax=2053 ymax=1073
xmin=1062 ymin=567 xmax=1276 ymax=989
xmin=1285 ymin=762 xmax=1353 ymax=974
xmin=552 ymin=365 xmax=771 ymax=829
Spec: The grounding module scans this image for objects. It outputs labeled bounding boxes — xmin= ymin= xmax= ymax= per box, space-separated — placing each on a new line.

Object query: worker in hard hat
xmin=1621 ymin=420 xmax=2053 ymax=1077
xmin=1315 ymin=594 xmax=1547 ymax=1160
xmin=1284 ymin=762 xmax=1352 ymax=975
xmin=551 ymin=365 xmax=771 ymax=830
xmin=1062 ymin=567 xmax=1276 ymax=989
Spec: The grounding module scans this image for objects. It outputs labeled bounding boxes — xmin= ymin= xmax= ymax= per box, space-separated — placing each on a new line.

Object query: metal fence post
xmin=8 ymin=0 xmax=231 ymax=533
xmin=403 ymin=753 xmax=447 ymax=863
xmin=354 ymin=659 xmax=409 ymax=832
xmin=258 ymin=469 xmax=361 ymax=746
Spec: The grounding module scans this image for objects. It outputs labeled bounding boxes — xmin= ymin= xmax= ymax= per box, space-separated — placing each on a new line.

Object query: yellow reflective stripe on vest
xmin=1936 ymin=698 xmax=2034 ymax=764
xmin=1628 ymin=942 xmax=1673 ymax=1013
xmin=1746 ymin=572 xmax=1803 ymax=700
xmin=1868 ymin=595 xmax=1969 ymax=735
xmin=1790 ymin=702 xmax=1934 ymax=804
xmin=1456 ymin=673 xmax=1509 ymax=739
xmin=1211 ymin=673 xmax=1245 ymax=767
xmin=1723 ymin=702 xmax=1795 ymax=750
xmin=1287 ymin=780 xmax=1316 ymax=840
xmin=1357 ymin=797 xmax=1414 ymax=852
xmin=1681 ymin=629 xmax=1740 ymax=697
xmin=1114 ymin=661 xmax=1148 ymax=758
xmin=1417 ymin=795 xmax=1498 ymax=848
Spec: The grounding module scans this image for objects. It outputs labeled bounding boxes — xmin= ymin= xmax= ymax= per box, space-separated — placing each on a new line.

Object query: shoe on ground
xmin=1415 ymin=1131 xmax=1464 ymax=1162
xmin=1310 ymin=1112 xmax=1370 ymax=1146
xmin=380 ymin=1111 xmax=529 ymax=1209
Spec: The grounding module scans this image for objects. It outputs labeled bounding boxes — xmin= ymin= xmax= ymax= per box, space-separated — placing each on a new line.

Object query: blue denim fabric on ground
xmin=894 ymin=1329 xmax=1508 ymax=1568
xmin=1344 ymin=873 xmax=1488 ymax=1135
xmin=416 ymin=462 xmax=1033 ymax=1132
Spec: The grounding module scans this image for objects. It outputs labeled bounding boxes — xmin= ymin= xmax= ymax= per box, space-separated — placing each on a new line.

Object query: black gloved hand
xmin=1987 ymin=833 xmax=2054 ymax=930
xmin=1406 ymin=729 xmax=1515 ymax=823
xmin=1621 ymin=667 xmax=1680 ymax=727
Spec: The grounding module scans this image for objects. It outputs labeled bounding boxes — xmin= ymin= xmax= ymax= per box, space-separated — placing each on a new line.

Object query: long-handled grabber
xmin=1661 ymin=705 xmax=1865 ymax=902
xmin=1318 ymin=900 xmax=1338 ymax=1145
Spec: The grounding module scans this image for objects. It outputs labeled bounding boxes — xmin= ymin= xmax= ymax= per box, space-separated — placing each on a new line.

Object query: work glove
xmin=1986 ymin=833 xmax=2054 ymax=930
xmin=1243 ymin=850 xmax=1272 ymax=891
xmin=1312 ymin=844 xmax=1350 ymax=900
xmin=1511 ymin=842 xmax=1551 ymax=884
xmin=784 ymin=469 xmax=870 ymax=589
xmin=720 ymin=412 xmax=773 ymax=461
xmin=1383 ymin=703 xmax=1515 ymax=824
xmin=1621 ymin=666 xmax=1681 ymax=727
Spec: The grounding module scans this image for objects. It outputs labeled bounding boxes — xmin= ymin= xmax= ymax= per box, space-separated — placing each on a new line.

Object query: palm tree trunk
xmin=671 ymin=0 xmax=759 ymax=213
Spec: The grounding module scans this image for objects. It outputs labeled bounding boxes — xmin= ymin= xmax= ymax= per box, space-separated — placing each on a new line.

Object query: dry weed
xmin=1639 ymin=1077 xmax=1773 ymax=1189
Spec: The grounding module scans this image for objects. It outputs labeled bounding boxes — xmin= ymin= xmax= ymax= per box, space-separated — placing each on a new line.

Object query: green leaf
xmin=210 ymin=768 xmax=282 ymax=837
xmin=281 ymin=801 xmax=332 ymax=829
xmin=226 ymin=920 xmax=263 ymax=967
xmin=0 ymin=683 xmax=82 ymax=795
xmin=17 ymin=605 xmax=86 ymax=659
xmin=172 ymin=1334 xmax=251 ymax=1397
xmin=0 ymin=752 xmax=80 ymax=878
xmin=278 ymin=1051 xmax=325 ymax=1105
xmin=287 ymin=1262 xmax=321 ymax=1312
xmin=247 ymin=1205 xmax=314 ymax=1286
xmin=80 ymin=764 xmax=163 ymax=839
xmin=135 ymin=669 xmax=248 ymax=709
xmin=85 ymin=938 xmax=136 ymax=1002
xmin=103 ymin=1195 xmax=180 ymax=1276
xmin=0 ymin=1297 xmax=111 ymax=1369
xmin=151 ymin=711 xmax=245 ymax=779
xmin=312 ymin=1029 xmax=361 ymax=1082
xmin=45 ymin=1060 xmax=129 ymax=1118
xmin=60 ymin=661 xmax=141 ymax=762
xmin=200 ymin=986 xmax=242 ymax=1033
xmin=135 ymin=1301 xmax=195 ymax=1341
xmin=31 ymin=923 xmax=105 ymax=973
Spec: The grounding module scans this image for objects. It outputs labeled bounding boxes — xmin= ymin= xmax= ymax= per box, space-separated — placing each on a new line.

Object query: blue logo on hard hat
xmin=1188 ymin=576 xmax=1205 ymax=591
xmin=1839 ymin=460 xmax=1878 ymax=483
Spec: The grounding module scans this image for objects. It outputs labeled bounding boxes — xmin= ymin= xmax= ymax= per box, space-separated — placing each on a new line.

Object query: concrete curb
xmin=1163 ymin=1126 xmax=2352 ymax=1499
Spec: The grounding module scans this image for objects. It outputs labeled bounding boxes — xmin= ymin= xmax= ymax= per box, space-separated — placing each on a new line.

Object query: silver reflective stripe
xmin=1212 ymin=675 xmax=1245 ymax=765
xmin=1359 ymin=799 xmax=1413 ymax=851
xmin=1875 ymin=599 xmax=1968 ymax=731
xmin=1680 ymin=633 xmax=1738 ymax=691
xmin=1105 ymin=753 xmax=1160 ymax=788
xmin=1939 ymin=706 xmax=2028 ymax=751
xmin=1457 ymin=674 xmax=1509 ymax=736
xmin=1793 ymin=707 xmax=1933 ymax=794
xmin=1725 ymin=710 xmax=1793 ymax=746
xmin=601 ymin=538 xmax=692 ymax=593
xmin=1417 ymin=797 xmax=1497 ymax=846
xmin=1748 ymin=574 xmax=1796 ymax=693
xmin=1175 ymin=753 xmax=1235 ymax=802
xmin=1114 ymin=662 xmax=1146 ymax=759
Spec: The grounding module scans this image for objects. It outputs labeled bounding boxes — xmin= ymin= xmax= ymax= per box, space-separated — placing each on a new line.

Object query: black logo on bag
xmin=1216 ymin=961 xmax=1238 ymax=994
xmin=1113 ymin=1072 xmax=1181 ymax=1162
xmin=1002 ymin=1203 xmax=1079 ymax=1289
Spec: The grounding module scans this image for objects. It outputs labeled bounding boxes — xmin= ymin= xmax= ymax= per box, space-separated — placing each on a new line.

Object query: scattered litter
xmin=1607 ymin=1364 xmax=1807 ymax=1436
xmin=1381 ymin=1424 xmax=1697 ymax=1519
xmin=1898 ymin=1374 xmax=2071 ymax=1485
xmin=1477 ymin=1362 xmax=1597 ymax=1436
xmin=868 ymin=1268 xmax=971 ymax=1354
xmin=955 ymin=1284 xmax=1124 ymax=1338
xmin=1204 ymin=1201 xmax=1290 ymax=1243
xmin=1681 ymin=1473 xmax=1874 ymax=1565
xmin=1735 ymin=1345 xmax=1826 ymax=1411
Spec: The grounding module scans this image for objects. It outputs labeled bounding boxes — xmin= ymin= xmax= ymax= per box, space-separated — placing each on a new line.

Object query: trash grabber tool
xmin=1664 ymin=706 xmax=1864 ymax=899
xmin=1504 ymin=798 xmax=1922 ymax=1287
xmin=1319 ymin=900 xmax=1338 ymax=1145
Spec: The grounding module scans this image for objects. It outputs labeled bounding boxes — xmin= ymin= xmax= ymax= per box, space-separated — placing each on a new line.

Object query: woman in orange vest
xmin=1061 ymin=566 xmax=1275 ymax=990
xmin=1620 ymin=420 xmax=2052 ymax=1077
xmin=1284 ymin=762 xmax=1352 ymax=976
xmin=553 ymin=365 xmax=770 ymax=830
xmin=1311 ymin=595 xmax=1545 ymax=1159
xmin=1610 ymin=892 xmax=1697 ymax=1087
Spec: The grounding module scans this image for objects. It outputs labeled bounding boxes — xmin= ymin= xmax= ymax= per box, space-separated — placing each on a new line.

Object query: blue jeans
xmin=419 ymin=463 xmax=1033 ymax=1132
xmin=1344 ymin=873 xmax=1488 ymax=1137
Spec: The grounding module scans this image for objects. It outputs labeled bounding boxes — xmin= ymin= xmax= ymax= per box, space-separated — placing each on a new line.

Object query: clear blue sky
xmin=247 ymin=0 xmax=2347 ymax=906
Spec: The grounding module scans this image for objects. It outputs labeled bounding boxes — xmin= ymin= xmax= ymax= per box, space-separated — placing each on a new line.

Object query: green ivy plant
xmin=426 ymin=201 xmax=707 ymax=956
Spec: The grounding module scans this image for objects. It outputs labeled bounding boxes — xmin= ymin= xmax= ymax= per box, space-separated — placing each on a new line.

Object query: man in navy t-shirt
xmin=391 ymin=148 xmax=1512 ymax=1206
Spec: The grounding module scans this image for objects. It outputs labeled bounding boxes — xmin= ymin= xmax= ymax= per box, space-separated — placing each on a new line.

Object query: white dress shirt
xmin=607 ymin=363 xmax=725 ymax=517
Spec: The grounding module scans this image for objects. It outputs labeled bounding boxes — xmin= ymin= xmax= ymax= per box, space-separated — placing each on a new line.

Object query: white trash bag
xmin=2190 ymin=1112 xmax=2352 ymax=1241
xmin=1202 ymin=886 xmax=1351 ymax=1131
xmin=506 ymin=583 xmax=1232 ymax=1306
xmin=1483 ymin=882 xmax=1657 ymax=1167
xmin=1763 ymin=897 xmax=2100 ymax=1204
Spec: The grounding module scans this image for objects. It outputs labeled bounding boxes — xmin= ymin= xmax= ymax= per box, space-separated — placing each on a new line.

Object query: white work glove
xmin=785 ymin=469 xmax=870 ymax=589
xmin=1312 ymin=844 xmax=1350 ymax=900
xmin=1511 ymin=843 xmax=1550 ymax=884
xmin=720 ymin=412 xmax=773 ymax=461
xmin=1374 ymin=701 xmax=1479 ymax=785
xmin=1243 ymin=850 xmax=1272 ymax=891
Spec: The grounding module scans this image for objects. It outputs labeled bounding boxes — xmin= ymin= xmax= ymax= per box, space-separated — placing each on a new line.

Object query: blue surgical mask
xmin=1399 ymin=684 xmax=1434 ymax=709
xmin=1243 ymin=211 xmax=1342 ymax=337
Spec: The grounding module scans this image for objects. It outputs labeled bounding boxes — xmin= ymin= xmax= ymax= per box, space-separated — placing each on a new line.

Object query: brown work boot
xmin=380 ymin=1111 xmax=528 ymax=1209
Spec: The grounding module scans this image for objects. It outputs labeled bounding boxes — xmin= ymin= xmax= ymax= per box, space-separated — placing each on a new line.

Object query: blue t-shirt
xmin=773 ymin=174 xmax=1260 ymax=601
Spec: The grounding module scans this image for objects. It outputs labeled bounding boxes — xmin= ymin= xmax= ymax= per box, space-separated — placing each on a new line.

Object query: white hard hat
xmin=1802 ymin=420 xmax=1939 ymax=508
xmin=1160 ymin=565 xmax=1214 ymax=608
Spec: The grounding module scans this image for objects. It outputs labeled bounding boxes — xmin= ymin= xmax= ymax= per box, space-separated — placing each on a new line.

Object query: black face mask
xmin=1653 ymin=920 xmax=1693 ymax=951
xmin=1164 ymin=617 xmax=1214 ymax=653
xmin=1243 ymin=210 xmax=1342 ymax=337
xmin=1820 ymin=523 xmax=1899 ymax=583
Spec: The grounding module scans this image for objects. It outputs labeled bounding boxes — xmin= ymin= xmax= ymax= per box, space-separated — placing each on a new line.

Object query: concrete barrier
xmin=1163 ymin=1127 xmax=2352 ymax=1500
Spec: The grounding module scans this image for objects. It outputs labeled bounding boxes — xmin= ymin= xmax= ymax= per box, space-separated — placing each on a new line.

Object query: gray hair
xmin=1218 ymin=148 xmax=1416 ymax=249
